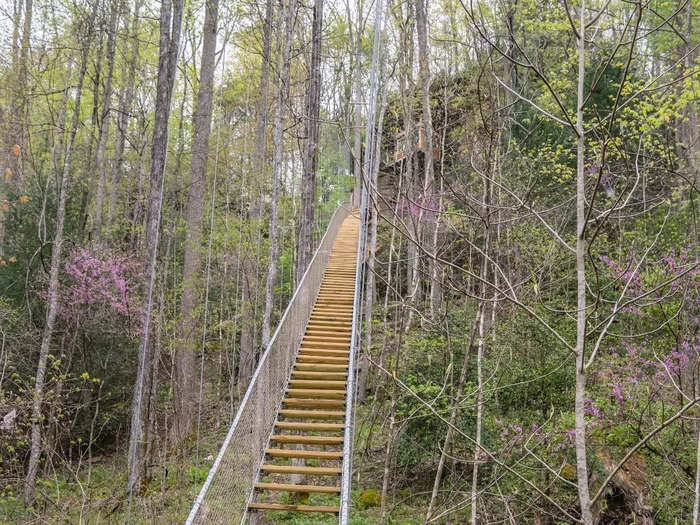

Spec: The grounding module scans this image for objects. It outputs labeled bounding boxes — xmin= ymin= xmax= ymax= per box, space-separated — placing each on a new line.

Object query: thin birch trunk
xmin=350 ymin=0 xmax=364 ymax=207
xmin=414 ymin=0 xmax=439 ymax=318
xmin=574 ymin=3 xmax=593 ymax=522
xmin=470 ymin=159 xmax=493 ymax=524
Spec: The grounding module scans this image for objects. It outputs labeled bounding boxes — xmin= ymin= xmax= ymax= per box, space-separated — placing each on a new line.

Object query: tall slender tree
xmin=24 ymin=0 xmax=99 ymax=503
xmin=296 ymin=0 xmax=324 ymax=283
xmin=92 ymin=1 xmax=119 ymax=241
xmin=173 ymin=0 xmax=219 ymax=443
xmin=262 ymin=0 xmax=295 ymax=348
xmin=127 ymin=0 xmax=183 ymax=494
xmin=240 ymin=0 xmax=273 ymax=383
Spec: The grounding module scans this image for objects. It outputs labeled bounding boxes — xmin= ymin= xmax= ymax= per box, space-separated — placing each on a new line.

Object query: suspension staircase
xmin=248 ymin=214 xmax=358 ymax=516
xmin=186 ymin=205 xmax=362 ymax=524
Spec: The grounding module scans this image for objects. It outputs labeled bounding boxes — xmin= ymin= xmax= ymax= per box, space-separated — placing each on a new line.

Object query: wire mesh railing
xmin=185 ymin=204 xmax=351 ymax=525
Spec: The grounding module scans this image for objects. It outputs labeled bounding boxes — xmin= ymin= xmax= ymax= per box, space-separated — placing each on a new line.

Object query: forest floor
xmin=2 ymin=406 xmax=427 ymax=524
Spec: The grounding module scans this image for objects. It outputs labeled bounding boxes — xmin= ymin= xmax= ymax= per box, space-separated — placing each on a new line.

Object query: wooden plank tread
xmin=262 ymin=464 xmax=341 ymax=475
xmin=283 ymin=398 xmax=345 ymax=408
xmin=249 ymin=502 xmax=339 ymax=513
xmin=297 ymin=355 xmax=349 ymax=363
xmin=292 ymin=371 xmax=348 ymax=380
xmin=289 ymin=379 xmax=347 ymax=389
xmin=286 ymin=388 xmax=346 ymax=398
xmin=294 ymin=363 xmax=348 ymax=371
xmin=279 ymin=409 xmax=345 ymax=418
xmin=275 ymin=421 xmax=344 ymax=431
xmin=270 ymin=434 xmax=343 ymax=445
xmin=254 ymin=482 xmax=341 ymax=494
xmin=266 ymin=448 xmax=343 ymax=459
xmin=302 ymin=341 xmax=351 ymax=349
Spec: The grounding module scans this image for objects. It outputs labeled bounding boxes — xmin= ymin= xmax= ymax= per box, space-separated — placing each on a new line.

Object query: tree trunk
xmin=127 ymin=0 xmax=183 ymax=494
xmin=173 ymin=0 xmax=218 ymax=443
xmin=24 ymin=2 xmax=94 ymax=500
xmin=240 ymin=0 xmax=272 ymax=384
xmin=350 ymin=0 xmax=364 ymax=207
xmin=414 ymin=0 xmax=438 ymax=319
xmin=694 ymin=370 xmax=700 ymax=523
xmin=92 ymin=1 xmax=119 ymax=241
xmin=262 ymin=0 xmax=295 ymax=349
xmin=471 ymin=168 xmax=492 ymax=524
xmin=17 ymin=0 xmax=32 ymax=162
xmin=359 ymin=96 xmax=387 ymax=403
xmin=296 ymin=0 xmax=324 ymax=284
xmin=426 ymin=300 xmax=481 ymax=520
xmin=108 ymin=0 xmax=143 ymax=234
xmin=574 ymin=3 xmax=593 ymax=523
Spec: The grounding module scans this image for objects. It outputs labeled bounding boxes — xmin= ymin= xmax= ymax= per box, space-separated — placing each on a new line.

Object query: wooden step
xmin=279 ymin=408 xmax=345 ymax=419
xmin=300 ymin=345 xmax=350 ymax=353
xmin=308 ymin=320 xmax=351 ymax=327
xmin=289 ymin=379 xmax=347 ymax=389
xmin=302 ymin=341 xmax=350 ymax=350
xmin=314 ymin=302 xmax=353 ymax=308
xmin=286 ymin=389 xmax=346 ymax=399
xmin=310 ymin=314 xmax=352 ymax=321
xmin=302 ymin=337 xmax=351 ymax=345
xmin=304 ymin=329 xmax=351 ymax=337
xmin=270 ymin=434 xmax=344 ymax=445
xmin=249 ymin=502 xmax=340 ymax=513
xmin=292 ymin=371 xmax=348 ymax=380
xmin=297 ymin=355 xmax=349 ymax=364
xmin=294 ymin=362 xmax=348 ymax=372
xmin=282 ymin=398 xmax=345 ymax=408
xmin=254 ymin=482 xmax=341 ymax=494
xmin=306 ymin=320 xmax=352 ymax=327
xmin=275 ymin=421 xmax=344 ymax=431
xmin=310 ymin=313 xmax=352 ymax=321
xmin=261 ymin=464 xmax=342 ymax=476
xmin=294 ymin=363 xmax=348 ymax=372
xmin=299 ymin=348 xmax=349 ymax=357
xmin=305 ymin=327 xmax=350 ymax=341
xmin=266 ymin=448 xmax=343 ymax=459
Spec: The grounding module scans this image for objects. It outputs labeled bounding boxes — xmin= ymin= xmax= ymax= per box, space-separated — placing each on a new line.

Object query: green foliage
xmin=358 ymin=489 xmax=381 ymax=509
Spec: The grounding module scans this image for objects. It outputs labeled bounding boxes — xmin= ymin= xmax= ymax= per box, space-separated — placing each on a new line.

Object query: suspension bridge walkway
xmin=186 ymin=204 xmax=362 ymax=524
